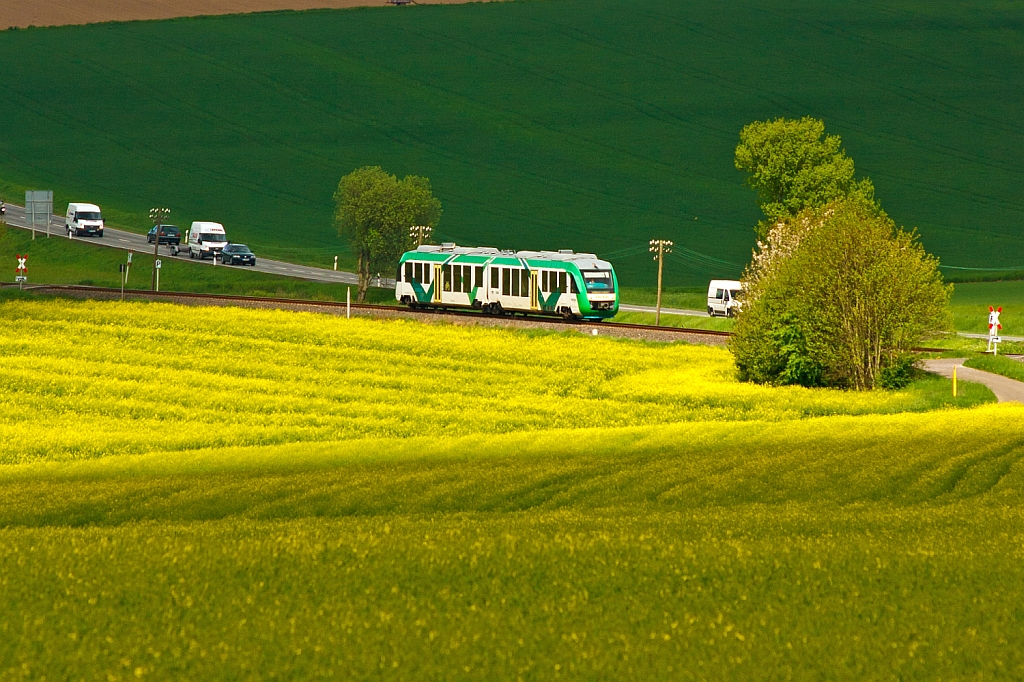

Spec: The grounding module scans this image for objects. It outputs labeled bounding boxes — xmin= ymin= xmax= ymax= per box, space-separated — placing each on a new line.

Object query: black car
xmin=221 ymin=243 xmax=256 ymax=266
xmin=147 ymin=224 xmax=181 ymax=245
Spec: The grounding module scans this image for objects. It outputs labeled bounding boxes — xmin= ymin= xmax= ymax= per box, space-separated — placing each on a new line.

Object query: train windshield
xmin=582 ymin=270 xmax=615 ymax=293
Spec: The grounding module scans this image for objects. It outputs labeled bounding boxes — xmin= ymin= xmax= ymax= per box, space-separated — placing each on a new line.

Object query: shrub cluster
xmin=731 ymin=198 xmax=951 ymax=389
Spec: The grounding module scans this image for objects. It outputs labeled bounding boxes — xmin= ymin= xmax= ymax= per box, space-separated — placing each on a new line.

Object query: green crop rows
xmin=1 ymin=0 xmax=1022 ymax=285
xmin=3 ymin=298 xmax=1023 ymax=678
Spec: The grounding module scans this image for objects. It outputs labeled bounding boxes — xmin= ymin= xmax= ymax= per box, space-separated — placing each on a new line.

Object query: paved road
xmin=957 ymin=331 xmax=1024 ymax=343
xmin=920 ymin=358 xmax=1024 ymax=403
xmin=2 ymin=202 xmax=360 ymax=285
xmin=618 ymin=303 xmax=710 ymax=317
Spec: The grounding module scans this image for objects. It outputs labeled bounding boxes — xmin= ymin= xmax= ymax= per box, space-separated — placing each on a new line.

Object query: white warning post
xmin=987 ymin=306 xmax=1003 ymax=355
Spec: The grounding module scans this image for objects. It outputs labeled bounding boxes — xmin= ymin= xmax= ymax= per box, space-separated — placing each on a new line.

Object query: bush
xmin=877 ymin=355 xmax=916 ymax=390
xmin=731 ymin=198 xmax=951 ymax=389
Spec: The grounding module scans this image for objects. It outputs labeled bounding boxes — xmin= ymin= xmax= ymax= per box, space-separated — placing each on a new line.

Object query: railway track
xmin=1 ymin=283 xmax=949 ymax=350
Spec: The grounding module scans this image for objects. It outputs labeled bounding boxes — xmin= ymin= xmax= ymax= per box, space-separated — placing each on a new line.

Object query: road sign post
xmin=149 ymin=207 xmax=170 ymax=291
xmin=25 ymin=190 xmax=53 ymax=240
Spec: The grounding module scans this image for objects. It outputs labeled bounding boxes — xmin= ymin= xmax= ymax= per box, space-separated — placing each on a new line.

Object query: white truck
xmin=707 ymin=279 xmax=743 ymax=317
xmin=65 ymin=203 xmax=104 ymax=237
xmin=185 ymin=221 xmax=228 ymax=260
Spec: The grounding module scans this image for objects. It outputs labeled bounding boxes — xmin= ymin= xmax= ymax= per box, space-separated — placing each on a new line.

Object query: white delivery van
xmin=188 ymin=221 xmax=228 ymax=260
xmin=707 ymin=279 xmax=743 ymax=317
xmin=65 ymin=203 xmax=104 ymax=237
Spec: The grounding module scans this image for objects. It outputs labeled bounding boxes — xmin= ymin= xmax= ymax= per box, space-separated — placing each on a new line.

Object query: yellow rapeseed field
xmin=0 ymin=298 xmax=988 ymax=465
xmin=2 ymin=297 xmax=1022 ymax=680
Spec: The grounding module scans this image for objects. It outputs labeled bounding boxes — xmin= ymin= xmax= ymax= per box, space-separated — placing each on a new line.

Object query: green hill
xmin=1 ymin=0 xmax=1022 ymax=284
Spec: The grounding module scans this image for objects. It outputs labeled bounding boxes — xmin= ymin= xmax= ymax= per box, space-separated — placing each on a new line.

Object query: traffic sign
xmin=155 ymin=260 xmax=162 ymax=269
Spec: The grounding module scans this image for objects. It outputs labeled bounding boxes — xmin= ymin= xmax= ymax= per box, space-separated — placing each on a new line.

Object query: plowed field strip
xmin=1 ymin=0 xmax=501 ymax=30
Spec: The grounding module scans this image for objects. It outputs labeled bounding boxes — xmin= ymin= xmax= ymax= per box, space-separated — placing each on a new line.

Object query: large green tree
xmin=731 ymin=198 xmax=951 ymax=390
xmin=334 ymin=166 xmax=441 ymax=301
xmin=735 ymin=117 xmax=879 ymax=239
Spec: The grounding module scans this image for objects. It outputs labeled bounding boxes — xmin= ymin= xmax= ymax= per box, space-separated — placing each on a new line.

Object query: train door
xmin=488 ymin=265 xmax=500 ymax=306
xmin=433 ymin=264 xmax=442 ymax=303
xmin=530 ymin=270 xmax=539 ymax=310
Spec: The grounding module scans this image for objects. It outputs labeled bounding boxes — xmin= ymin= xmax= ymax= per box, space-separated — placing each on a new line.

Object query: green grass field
xmin=5 ymin=298 xmax=1024 ymax=679
xmin=1 ymin=0 xmax=1022 ymax=286
xmin=950 ymin=279 xmax=1024 ymax=335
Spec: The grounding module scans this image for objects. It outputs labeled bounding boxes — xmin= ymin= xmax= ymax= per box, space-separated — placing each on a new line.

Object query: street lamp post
xmin=410 ymin=225 xmax=432 ymax=247
xmin=149 ymin=207 xmax=170 ymax=291
xmin=649 ymin=239 xmax=673 ymax=326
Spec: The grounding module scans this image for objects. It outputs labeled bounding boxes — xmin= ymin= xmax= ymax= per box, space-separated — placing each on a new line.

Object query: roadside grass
xmin=0 ymin=224 xmax=394 ymax=303
xmin=611 ymin=309 xmax=734 ymax=331
xmin=617 ymin=287 xmax=708 ymax=311
xmin=2 ymin=0 xmax=1024 ymax=284
xmin=964 ymin=354 xmax=1024 ymax=382
xmin=0 ymin=298 xmax=1013 ymax=678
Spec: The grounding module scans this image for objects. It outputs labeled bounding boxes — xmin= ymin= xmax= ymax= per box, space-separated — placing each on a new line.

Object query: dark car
xmin=147 ymin=224 xmax=181 ymax=245
xmin=221 ymin=243 xmax=256 ymax=266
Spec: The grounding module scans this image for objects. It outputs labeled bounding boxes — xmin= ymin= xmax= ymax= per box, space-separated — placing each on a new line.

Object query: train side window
xmin=511 ymin=268 xmax=520 ymax=297
xmin=568 ymin=273 xmax=578 ymax=294
xmin=491 ymin=267 xmax=499 ymax=289
xmin=459 ymin=265 xmax=467 ymax=292
xmin=412 ymin=262 xmax=419 ymax=282
xmin=475 ymin=266 xmax=483 ymax=289
xmin=443 ymin=265 xmax=452 ymax=292
xmin=502 ymin=268 xmax=511 ymax=296
xmin=404 ymin=262 xmax=412 ymax=282
xmin=541 ymin=271 xmax=548 ymax=292
xmin=521 ymin=269 xmax=530 ymax=296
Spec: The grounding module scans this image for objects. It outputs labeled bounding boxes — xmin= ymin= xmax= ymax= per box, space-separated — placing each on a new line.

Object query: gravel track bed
xmin=11 ymin=286 xmax=726 ymax=345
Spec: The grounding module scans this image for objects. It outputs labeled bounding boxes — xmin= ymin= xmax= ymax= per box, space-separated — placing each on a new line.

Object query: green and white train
xmin=395 ymin=244 xmax=618 ymax=320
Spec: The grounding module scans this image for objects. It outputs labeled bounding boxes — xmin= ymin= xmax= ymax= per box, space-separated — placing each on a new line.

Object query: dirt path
xmin=920 ymin=358 xmax=1024 ymax=404
xmin=1 ymin=0 xmax=500 ymax=30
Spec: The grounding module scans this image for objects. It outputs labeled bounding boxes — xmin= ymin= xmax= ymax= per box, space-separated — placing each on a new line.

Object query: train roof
xmin=408 ymin=244 xmax=613 ymax=269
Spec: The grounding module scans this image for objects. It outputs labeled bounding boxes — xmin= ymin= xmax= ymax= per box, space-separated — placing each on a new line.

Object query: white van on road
xmin=707 ymin=279 xmax=743 ymax=317
xmin=65 ymin=203 xmax=104 ymax=237
xmin=187 ymin=221 xmax=228 ymax=260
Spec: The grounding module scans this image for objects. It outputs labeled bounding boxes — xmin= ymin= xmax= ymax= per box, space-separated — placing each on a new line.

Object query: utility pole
xmin=149 ymin=207 xmax=170 ymax=291
xmin=410 ymin=225 xmax=432 ymax=247
xmin=649 ymin=239 xmax=673 ymax=326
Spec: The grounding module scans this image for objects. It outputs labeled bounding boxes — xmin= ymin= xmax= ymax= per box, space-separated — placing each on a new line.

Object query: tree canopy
xmin=334 ymin=166 xmax=441 ymax=301
xmin=730 ymin=198 xmax=951 ymax=390
xmin=735 ymin=117 xmax=879 ymax=239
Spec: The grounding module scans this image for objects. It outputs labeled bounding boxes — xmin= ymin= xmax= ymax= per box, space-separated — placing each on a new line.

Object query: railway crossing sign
xmin=15 ymin=254 xmax=27 ymax=283
xmin=988 ymin=306 xmax=1003 ymax=355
